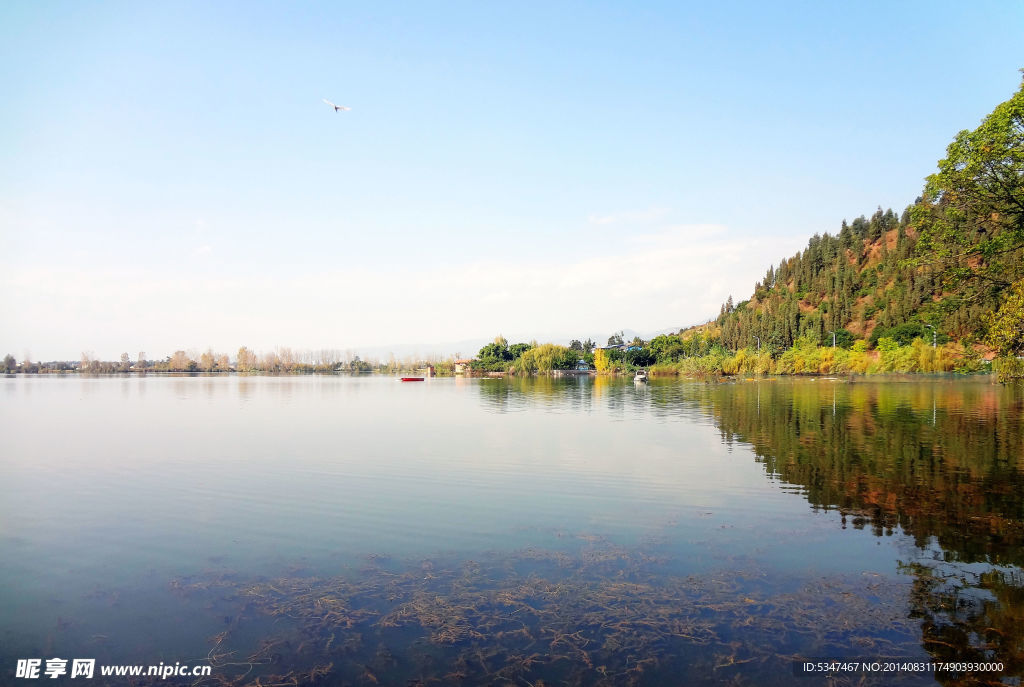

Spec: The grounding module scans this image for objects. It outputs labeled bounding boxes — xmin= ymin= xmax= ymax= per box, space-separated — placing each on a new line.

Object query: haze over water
xmin=1 ymin=375 xmax=1021 ymax=685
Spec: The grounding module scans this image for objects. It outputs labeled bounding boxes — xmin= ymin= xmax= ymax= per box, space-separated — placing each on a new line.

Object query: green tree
xmin=2 ymin=354 xmax=16 ymax=373
xmin=984 ymin=278 xmax=1024 ymax=355
xmin=828 ymin=328 xmax=856 ymax=349
xmin=508 ymin=342 xmax=532 ymax=359
xmin=649 ymin=334 xmax=685 ymax=362
xmin=513 ymin=344 xmax=576 ymax=374
xmin=624 ymin=347 xmax=655 ymax=367
xmin=911 ymin=75 xmax=1024 ymax=307
xmin=478 ymin=336 xmax=511 ymax=362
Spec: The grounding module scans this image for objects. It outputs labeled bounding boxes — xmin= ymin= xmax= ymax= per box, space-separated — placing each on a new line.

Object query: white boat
xmin=634 ymin=369 xmax=648 ymax=383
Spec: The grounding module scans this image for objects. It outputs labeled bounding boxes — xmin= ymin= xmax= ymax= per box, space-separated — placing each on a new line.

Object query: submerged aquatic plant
xmin=153 ymin=538 xmax=953 ymax=687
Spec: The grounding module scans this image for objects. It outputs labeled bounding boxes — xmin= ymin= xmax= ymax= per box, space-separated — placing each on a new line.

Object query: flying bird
xmin=323 ymin=99 xmax=351 ymax=112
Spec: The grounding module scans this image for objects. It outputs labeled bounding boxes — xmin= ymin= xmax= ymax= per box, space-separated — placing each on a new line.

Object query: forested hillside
xmin=715 ymin=207 xmax=955 ymax=351
xmin=702 ymin=75 xmax=1024 ymax=364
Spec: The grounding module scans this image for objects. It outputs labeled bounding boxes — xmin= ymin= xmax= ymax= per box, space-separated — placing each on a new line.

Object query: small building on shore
xmin=454 ymin=359 xmax=474 ymax=375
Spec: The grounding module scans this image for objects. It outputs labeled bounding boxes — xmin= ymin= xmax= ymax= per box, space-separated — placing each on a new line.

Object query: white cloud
xmin=1 ymin=225 xmax=804 ymax=360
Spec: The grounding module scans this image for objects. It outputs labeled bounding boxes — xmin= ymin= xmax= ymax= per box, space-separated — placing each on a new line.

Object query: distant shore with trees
xmin=3 ymin=324 xmax=1020 ymax=383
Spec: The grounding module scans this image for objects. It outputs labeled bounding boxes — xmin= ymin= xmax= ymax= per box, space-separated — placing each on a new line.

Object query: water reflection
xmin=681 ymin=379 xmax=1024 ymax=565
xmin=474 ymin=375 xmax=1024 ymax=680
xmin=475 ymin=375 xmax=655 ymax=418
xmin=682 ymin=377 xmax=1024 ymax=681
xmin=1 ymin=375 xmax=1022 ymax=685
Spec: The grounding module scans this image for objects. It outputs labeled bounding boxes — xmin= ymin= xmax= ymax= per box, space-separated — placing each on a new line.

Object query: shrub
xmin=993 ymin=356 xmax=1024 ymax=382
xmin=514 ymin=344 xmax=576 ymax=374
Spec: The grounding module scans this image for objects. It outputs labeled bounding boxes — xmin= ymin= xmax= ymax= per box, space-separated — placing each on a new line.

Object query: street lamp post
xmin=924 ymin=324 xmax=936 ymax=348
xmin=828 ymin=330 xmax=836 ymax=348
xmin=753 ymin=335 xmax=761 ymax=353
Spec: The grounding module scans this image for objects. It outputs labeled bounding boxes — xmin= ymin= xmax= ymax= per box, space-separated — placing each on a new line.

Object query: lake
xmin=1 ymin=374 xmax=1022 ymax=685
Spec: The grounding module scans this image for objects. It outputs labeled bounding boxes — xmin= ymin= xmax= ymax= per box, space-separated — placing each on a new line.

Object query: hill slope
xmin=712 ymin=207 xmax=960 ymax=352
xmin=700 ymin=76 xmax=1024 ymax=360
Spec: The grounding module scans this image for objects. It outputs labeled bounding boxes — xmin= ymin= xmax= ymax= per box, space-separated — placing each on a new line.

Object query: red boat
xmin=400 ymin=377 xmax=425 ymax=382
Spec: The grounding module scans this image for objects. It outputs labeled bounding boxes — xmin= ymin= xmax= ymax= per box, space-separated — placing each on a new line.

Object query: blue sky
xmin=2 ymin=1 xmax=1022 ymax=360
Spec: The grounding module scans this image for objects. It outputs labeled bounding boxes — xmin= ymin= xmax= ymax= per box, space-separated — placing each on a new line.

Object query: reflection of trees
xmin=476 ymin=377 xmax=599 ymax=414
xmin=694 ymin=380 xmax=1024 ymax=680
xmin=475 ymin=379 xmax=515 ymax=412
xmin=697 ymin=381 xmax=1024 ymax=566
xmin=900 ymin=563 xmax=1024 ymax=685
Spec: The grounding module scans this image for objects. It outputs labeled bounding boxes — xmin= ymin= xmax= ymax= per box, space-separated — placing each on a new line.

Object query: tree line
xmin=2 ymin=348 xmax=421 ymax=375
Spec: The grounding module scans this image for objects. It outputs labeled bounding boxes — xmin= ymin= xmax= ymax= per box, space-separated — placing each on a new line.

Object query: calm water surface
xmin=1 ymin=375 xmax=1021 ymax=685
